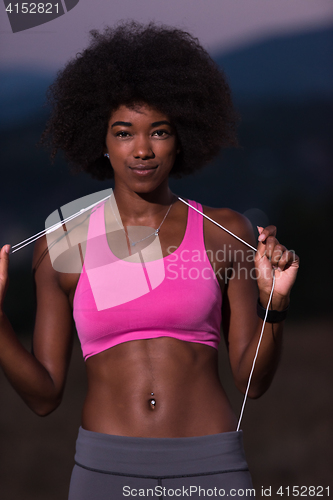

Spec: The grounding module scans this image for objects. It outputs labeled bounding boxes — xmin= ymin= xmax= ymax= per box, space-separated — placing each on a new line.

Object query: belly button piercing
xmin=149 ymin=393 xmax=156 ymax=409
xmin=149 ymin=398 xmax=156 ymax=409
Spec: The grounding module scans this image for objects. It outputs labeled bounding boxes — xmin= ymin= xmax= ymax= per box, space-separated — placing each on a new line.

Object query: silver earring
xmin=104 ymin=153 xmax=110 ymax=158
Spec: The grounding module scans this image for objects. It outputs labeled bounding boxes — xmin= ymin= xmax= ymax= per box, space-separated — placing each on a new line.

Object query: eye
xmin=152 ymin=129 xmax=170 ymax=137
xmin=115 ymin=131 xmax=131 ymax=138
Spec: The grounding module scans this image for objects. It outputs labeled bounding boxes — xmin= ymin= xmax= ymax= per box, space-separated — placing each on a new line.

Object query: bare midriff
xmin=82 ymin=336 xmax=237 ymax=437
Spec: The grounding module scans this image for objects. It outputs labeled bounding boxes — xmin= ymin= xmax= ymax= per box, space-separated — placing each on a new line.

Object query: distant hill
xmin=216 ymin=25 xmax=333 ymax=101
xmin=0 ymin=70 xmax=55 ymax=130
xmin=0 ymin=24 xmax=332 ymax=131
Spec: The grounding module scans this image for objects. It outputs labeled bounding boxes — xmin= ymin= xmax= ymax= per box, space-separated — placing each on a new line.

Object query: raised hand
xmin=255 ymin=226 xmax=299 ymax=307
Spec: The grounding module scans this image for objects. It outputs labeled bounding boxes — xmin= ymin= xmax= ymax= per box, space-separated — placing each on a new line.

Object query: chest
xmin=58 ymin=201 xmax=234 ymax=308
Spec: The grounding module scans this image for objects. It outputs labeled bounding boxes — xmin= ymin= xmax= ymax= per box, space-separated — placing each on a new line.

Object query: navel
xmin=149 ymin=392 xmax=156 ymax=410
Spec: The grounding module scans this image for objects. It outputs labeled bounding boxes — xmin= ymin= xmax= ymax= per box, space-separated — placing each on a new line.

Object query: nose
xmin=133 ymin=135 xmax=155 ymax=159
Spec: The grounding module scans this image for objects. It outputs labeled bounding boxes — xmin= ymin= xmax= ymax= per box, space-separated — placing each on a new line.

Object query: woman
xmin=0 ymin=22 xmax=299 ymax=499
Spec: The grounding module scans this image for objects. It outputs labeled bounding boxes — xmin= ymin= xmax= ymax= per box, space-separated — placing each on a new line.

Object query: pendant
xmin=154 ymin=229 xmax=160 ymax=235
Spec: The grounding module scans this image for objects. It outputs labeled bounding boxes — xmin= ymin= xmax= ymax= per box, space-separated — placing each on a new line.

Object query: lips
xmin=129 ymin=165 xmax=158 ymax=176
xmin=129 ymin=165 xmax=158 ymax=170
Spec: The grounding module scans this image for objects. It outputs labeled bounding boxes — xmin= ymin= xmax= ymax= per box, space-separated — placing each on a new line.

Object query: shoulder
xmin=32 ymin=234 xmax=77 ymax=302
xmin=32 ymin=234 xmax=59 ymax=284
xmin=33 ymin=209 xmax=93 ymax=277
xmin=32 ymin=234 xmax=51 ymax=268
xmin=202 ymin=205 xmax=255 ymax=245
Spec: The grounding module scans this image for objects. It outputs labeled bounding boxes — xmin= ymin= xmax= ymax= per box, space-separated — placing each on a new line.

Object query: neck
xmin=112 ymin=182 xmax=176 ymax=223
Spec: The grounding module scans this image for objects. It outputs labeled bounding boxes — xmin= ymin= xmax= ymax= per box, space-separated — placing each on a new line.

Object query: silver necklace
xmin=109 ymin=194 xmax=174 ymax=247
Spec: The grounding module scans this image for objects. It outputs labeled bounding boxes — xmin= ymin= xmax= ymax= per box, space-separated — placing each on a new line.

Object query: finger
xmin=270 ymin=244 xmax=287 ymax=267
xmin=1 ymin=245 xmax=11 ymax=255
xmin=0 ymin=246 xmax=10 ymax=308
xmin=256 ymin=235 xmax=278 ymax=262
xmin=256 ymin=225 xmax=277 ymax=260
xmin=278 ymin=250 xmax=299 ymax=271
xmin=0 ymin=246 xmax=10 ymax=289
xmin=0 ymin=245 xmax=10 ymax=270
xmin=258 ymin=225 xmax=277 ymax=242
xmin=264 ymin=236 xmax=281 ymax=261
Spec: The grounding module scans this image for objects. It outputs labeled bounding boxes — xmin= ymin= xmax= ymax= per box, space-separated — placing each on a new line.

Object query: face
xmin=104 ymin=104 xmax=179 ymax=195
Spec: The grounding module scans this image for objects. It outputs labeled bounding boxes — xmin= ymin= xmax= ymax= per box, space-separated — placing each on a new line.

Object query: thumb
xmin=1 ymin=245 xmax=11 ymax=257
xmin=0 ymin=245 xmax=11 ymax=267
xmin=0 ymin=245 xmax=10 ymax=295
xmin=0 ymin=246 xmax=10 ymax=309
xmin=256 ymin=227 xmax=266 ymax=260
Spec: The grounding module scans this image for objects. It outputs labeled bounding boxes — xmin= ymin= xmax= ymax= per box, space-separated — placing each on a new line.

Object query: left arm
xmin=221 ymin=216 xmax=299 ymax=398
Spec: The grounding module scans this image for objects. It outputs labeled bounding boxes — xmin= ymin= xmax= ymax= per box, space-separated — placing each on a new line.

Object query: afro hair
xmin=41 ymin=21 xmax=239 ymax=180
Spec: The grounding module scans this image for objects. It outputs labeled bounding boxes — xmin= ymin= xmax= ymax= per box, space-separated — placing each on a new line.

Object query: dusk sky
xmin=1 ymin=0 xmax=333 ymax=69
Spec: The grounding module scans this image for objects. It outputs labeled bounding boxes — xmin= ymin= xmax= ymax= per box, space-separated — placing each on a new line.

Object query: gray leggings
xmin=68 ymin=427 xmax=255 ymax=499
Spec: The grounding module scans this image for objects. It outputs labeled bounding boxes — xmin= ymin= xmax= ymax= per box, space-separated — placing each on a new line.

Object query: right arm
xmin=0 ymin=237 xmax=74 ymax=416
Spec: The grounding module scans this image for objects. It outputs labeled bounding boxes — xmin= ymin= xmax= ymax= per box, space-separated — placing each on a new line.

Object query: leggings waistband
xmin=74 ymin=427 xmax=249 ymax=478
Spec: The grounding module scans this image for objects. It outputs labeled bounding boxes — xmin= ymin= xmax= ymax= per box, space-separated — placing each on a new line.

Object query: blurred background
xmin=0 ymin=1 xmax=332 ymax=498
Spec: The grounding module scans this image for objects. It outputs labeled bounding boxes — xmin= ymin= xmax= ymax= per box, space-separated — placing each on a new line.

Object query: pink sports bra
xmin=73 ymin=199 xmax=222 ymax=361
